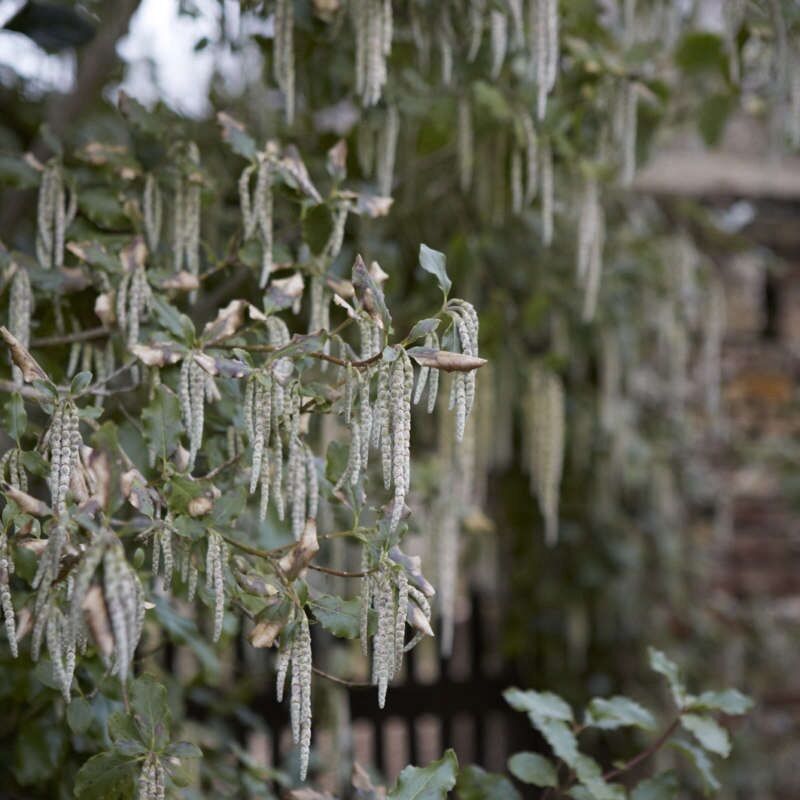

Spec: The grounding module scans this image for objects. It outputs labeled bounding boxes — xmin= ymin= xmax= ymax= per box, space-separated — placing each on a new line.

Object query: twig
xmin=201 ymin=452 xmax=241 ymax=480
xmin=0 ymin=380 xmax=48 ymax=401
xmin=312 ymin=666 xmax=372 ymax=689
xmin=602 ymin=717 xmax=681 ymax=782
xmin=308 ymin=563 xmax=370 ymax=578
xmin=31 ymin=327 xmax=110 ymax=347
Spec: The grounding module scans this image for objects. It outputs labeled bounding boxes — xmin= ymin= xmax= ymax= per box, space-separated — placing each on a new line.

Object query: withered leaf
xmin=3 ymin=484 xmax=50 ymax=517
xmin=278 ymin=518 xmax=319 ymax=580
xmin=406 ymin=347 xmax=487 ymax=372
xmin=0 ymin=326 xmax=48 ymax=383
xmin=131 ymin=343 xmax=183 ymax=367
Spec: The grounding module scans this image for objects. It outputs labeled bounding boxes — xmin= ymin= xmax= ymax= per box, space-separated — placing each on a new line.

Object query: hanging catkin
xmin=540 ymin=138 xmax=554 ymax=246
xmin=0 ymin=533 xmax=17 ymax=658
xmin=522 ymin=112 xmax=539 ymax=204
xmin=458 ymin=96 xmax=474 ymax=192
xmin=8 ymin=266 xmax=32 ymax=385
xmin=620 ymin=81 xmax=638 ymax=186
xmin=274 ymin=0 xmax=295 ymax=124
xmin=143 ymin=173 xmax=162 ymax=252
xmin=376 ymin=105 xmax=399 ymax=197
xmin=353 ymin=0 xmax=392 ymax=107
xmin=172 ymin=143 xmax=202 ymax=296
xmin=576 ymin=174 xmax=605 ymax=321
xmin=524 ymin=364 xmax=565 ymax=545
xmin=535 ymin=0 xmax=559 ymax=120
xmin=489 ymin=9 xmax=508 ymax=79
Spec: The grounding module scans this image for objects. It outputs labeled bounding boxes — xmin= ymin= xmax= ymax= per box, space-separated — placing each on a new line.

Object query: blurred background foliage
xmin=0 ymin=0 xmax=798 ymax=797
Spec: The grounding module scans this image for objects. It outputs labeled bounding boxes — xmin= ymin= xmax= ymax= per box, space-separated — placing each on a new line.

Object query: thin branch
xmin=312 ymin=666 xmax=372 ymax=689
xmin=31 ymin=327 xmax=110 ymax=347
xmin=308 ymin=563 xmax=370 ymax=578
xmin=0 ymin=380 xmax=48 ymax=401
xmin=602 ymin=717 xmax=681 ymax=782
xmin=200 ymin=452 xmax=241 ymax=480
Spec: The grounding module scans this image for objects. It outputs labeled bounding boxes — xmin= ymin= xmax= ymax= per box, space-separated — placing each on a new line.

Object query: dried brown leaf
xmin=0 ymin=326 xmax=48 ymax=383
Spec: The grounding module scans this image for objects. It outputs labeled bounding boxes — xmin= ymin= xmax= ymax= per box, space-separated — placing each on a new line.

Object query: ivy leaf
xmin=687 ymin=689 xmax=753 ymax=716
xmin=456 ymin=765 xmax=521 ymax=800
xmin=418 ymin=244 xmax=451 ymax=299
xmin=74 ymin=751 xmax=138 ymax=799
xmin=142 ymin=385 xmax=183 ymax=462
xmin=647 ymin=648 xmax=687 ymax=707
xmin=670 ymin=739 xmax=720 ymax=794
xmin=631 ymin=770 xmax=680 ymax=800
xmin=12 ymin=716 xmax=67 ymax=785
xmin=507 ymin=752 xmax=558 ymax=787
xmin=388 ymin=749 xmax=458 ymax=799
xmin=529 ymin=716 xmax=580 ymax=768
xmin=130 ymin=675 xmax=170 ymax=751
xmin=585 ymin=696 xmax=656 ymax=731
xmin=309 ymin=592 xmax=375 ymax=639
xmin=680 ymin=713 xmax=731 ymax=757
xmin=504 ymin=688 xmax=574 ymax=722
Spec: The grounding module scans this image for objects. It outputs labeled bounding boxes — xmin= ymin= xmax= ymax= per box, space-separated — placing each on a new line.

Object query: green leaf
xmin=74 ymin=751 xmax=139 ymax=799
xmin=167 ymin=741 xmax=202 ymax=759
xmin=150 ymin=296 xmax=195 ymax=344
xmin=13 ymin=716 xmax=67 ymax=785
xmin=303 ymin=203 xmax=334 ymax=255
xmin=79 ymin=188 xmax=128 ymax=229
xmin=67 ymin=696 xmax=94 ymax=734
xmin=325 ymin=440 xmax=350 ymax=485
xmin=388 ymin=749 xmax=458 ymax=799
xmin=647 ymin=648 xmax=686 ymax=707
xmin=142 ymin=385 xmax=184 ymax=462
xmin=504 ymin=688 xmax=573 ymax=721
xmin=674 ymin=32 xmax=725 ymax=74
xmin=3 ymin=393 xmax=27 ymax=441
xmin=631 ymin=771 xmax=680 ymax=800
xmin=680 ymin=713 xmax=731 ymax=757
xmin=130 ymin=675 xmax=170 ymax=750
xmin=406 ymin=318 xmax=440 ymax=344
xmin=418 ymin=244 xmax=451 ymax=299
xmin=211 ymin=485 xmax=246 ymax=526
xmin=310 ymin=592 xmax=374 ymax=639
xmin=0 ymin=154 xmax=40 ymax=188
xmin=153 ymin=596 xmax=220 ymax=674
xmin=530 ymin=716 xmax=580 ymax=768
xmin=70 ymin=370 xmax=93 ymax=395
xmin=687 ymin=689 xmax=753 ymax=716
xmin=218 ymin=112 xmax=258 ymax=160
xmin=507 ymin=752 xmax=558 ymax=787
xmin=456 ymin=765 xmax=521 ymax=800
xmin=697 ymin=93 xmax=736 ymax=146
xmin=670 ymin=739 xmax=720 ymax=794
xmin=585 ymin=696 xmax=657 ymax=731
xmin=573 ymin=756 xmax=625 ymax=800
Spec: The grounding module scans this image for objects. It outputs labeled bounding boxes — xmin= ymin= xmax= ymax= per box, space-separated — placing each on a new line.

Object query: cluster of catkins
xmin=458 ymin=98 xmax=555 ymax=244
xmin=179 ymin=354 xmax=219 ymax=470
xmin=26 ymin=531 xmax=144 ymax=701
xmin=360 ymin=555 xmax=433 ymax=708
xmin=239 ymin=142 xmax=279 ymax=287
xmin=36 ymin=158 xmax=77 ymax=270
xmin=117 ymin=259 xmax=152 ymax=349
xmin=244 ymin=319 xmax=319 ymax=537
xmin=352 ymin=0 xmax=393 ymax=107
xmin=44 ymin=398 xmax=82 ymax=515
xmin=276 ymin=610 xmax=312 ymax=779
xmin=524 ymin=364 xmax=565 ymax=545
xmin=446 ymin=299 xmax=480 ymax=441
xmin=171 ymin=142 xmax=202 ymax=289
xmin=138 ymin=753 xmax=166 ymax=800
